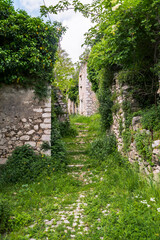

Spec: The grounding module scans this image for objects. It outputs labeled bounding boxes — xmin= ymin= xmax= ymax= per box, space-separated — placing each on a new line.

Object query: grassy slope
xmin=1 ymin=114 xmax=160 ymax=239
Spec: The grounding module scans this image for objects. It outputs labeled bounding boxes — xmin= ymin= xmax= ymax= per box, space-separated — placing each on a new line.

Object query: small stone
xmin=27 ymin=142 xmax=36 ymax=147
xmin=22 ymin=118 xmax=27 ymax=123
xmin=24 ymin=124 xmax=30 ymax=129
xmin=64 ymin=220 xmax=70 ymax=224
xmin=44 ymin=108 xmax=51 ymax=112
xmin=42 ymin=113 xmax=51 ymax=118
xmin=32 ymin=135 xmax=40 ymax=141
xmin=33 ymin=108 xmax=43 ymax=113
xmin=44 ymin=129 xmax=51 ymax=135
xmin=152 ymin=140 xmax=160 ymax=149
xmin=45 ymin=101 xmax=51 ymax=108
xmin=41 ymin=135 xmax=50 ymax=141
xmin=20 ymin=135 xmax=30 ymax=141
xmin=17 ymin=131 xmax=23 ymax=136
xmin=45 ymin=219 xmax=54 ymax=225
xmin=44 ymin=118 xmax=51 ymax=123
xmin=27 ymin=130 xmax=35 ymax=135
xmin=34 ymin=125 xmax=39 ymax=131
xmin=40 ymin=123 xmax=51 ymax=129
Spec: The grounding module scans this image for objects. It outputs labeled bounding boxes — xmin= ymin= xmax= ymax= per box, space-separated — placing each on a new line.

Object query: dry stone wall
xmin=79 ymin=62 xmax=98 ymax=116
xmin=67 ymin=98 xmax=78 ymax=115
xmin=0 ymin=85 xmax=51 ymax=164
xmin=53 ymin=88 xmax=69 ymax=122
xmin=111 ymin=77 xmax=160 ymax=179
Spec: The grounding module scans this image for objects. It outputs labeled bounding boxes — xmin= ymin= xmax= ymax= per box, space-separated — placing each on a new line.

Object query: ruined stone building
xmin=79 ymin=62 xmax=98 ymax=116
xmin=0 ymin=85 xmax=51 ymax=164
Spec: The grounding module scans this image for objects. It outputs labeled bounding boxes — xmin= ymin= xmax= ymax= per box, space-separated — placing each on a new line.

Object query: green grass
xmin=1 ymin=113 xmax=160 ymax=239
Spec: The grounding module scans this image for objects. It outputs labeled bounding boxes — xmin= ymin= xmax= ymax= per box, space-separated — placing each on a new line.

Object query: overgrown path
xmin=2 ymin=115 xmax=160 ymax=240
xmin=38 ymin=118 xmax=104 ymax=239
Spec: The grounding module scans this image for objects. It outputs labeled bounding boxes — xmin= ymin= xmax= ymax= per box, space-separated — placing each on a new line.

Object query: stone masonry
xmin=0 ymin=85 xmax=51 ymax=164
xmin=67 ymin=98 xmax=78 ymax=115
xmin=111 ymin=77 xmax=160 ymax=179
xmin=79 ymin=62 xmax=98 ymax=116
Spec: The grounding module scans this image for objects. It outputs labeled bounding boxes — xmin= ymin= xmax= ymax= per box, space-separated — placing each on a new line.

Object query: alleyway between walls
xmin=3 ymin=115 xmax=160 ymax=240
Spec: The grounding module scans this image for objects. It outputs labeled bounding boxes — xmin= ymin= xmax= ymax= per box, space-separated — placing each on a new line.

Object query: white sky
xmin=14 ymin=0 xmax=93 ymax=63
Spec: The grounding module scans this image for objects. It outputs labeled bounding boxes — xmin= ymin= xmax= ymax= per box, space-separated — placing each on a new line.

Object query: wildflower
xmin=140 ymin=200 xmax=148 ymax=204
xmin=157 ymin=208 xmax=160 ymax=212
xmin=150 ymin=197 xmax=155 ymax=202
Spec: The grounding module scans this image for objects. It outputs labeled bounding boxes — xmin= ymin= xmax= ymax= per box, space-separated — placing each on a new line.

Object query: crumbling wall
xmin=79 ymin=62 xmax=98 ymax=116
xmin=0 ymin=85 xmax=51 ymax=164
xmin=111 ymin=77 xmax=160 ymax=179
xmin=67 ymin=98 xmax=78 ymax=115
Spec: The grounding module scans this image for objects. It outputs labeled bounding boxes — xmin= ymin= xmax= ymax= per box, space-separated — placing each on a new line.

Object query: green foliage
xmin=135 ymin=131 xmax=153 ymax=165
xmin=111 ymin=102 xmax=120 ymax=114
xmin=122 ymin=100 xmax=133 ymax=128
xmin=97 ymin=68 xmax=114 ymax=130
xmin=51 ymin=117 xmax=67 ymax=163
xmin=0 ymin=0 xmax=63 ymax=97
xmin=8 ymin=211 xmax=32 ymax=231
xmin=53 ymin=48 xmax=79 ymax=102
xmin=0 ymin=199 xmax=11 ymax=233
xmin=0 ymin=145 xmax=66 ymax=184
xmin=119 ymin=118 xmax=124 ymax=135
xmin=141 ymin=105 xmax=160 ymax=132
xmin=59 ymin=121 xmax=78 ymax=137
xmin=122 ymin=129 xmax=132 ymax=152
xmin=86 ymin=0 xmax=159 ymax=107
xmin=98 ymin=88 xmax=113 ymax=130
xmin=89 ymin=134 xmax=117 ymax=163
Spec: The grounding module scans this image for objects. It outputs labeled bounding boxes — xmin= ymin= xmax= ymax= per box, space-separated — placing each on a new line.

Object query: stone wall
xmin=0 ymin=85 xmax=51 ymax=164
xmin=67 ymin=98 xmax=78 ymax=115
xmin=79 ymin=62 xmax=98 ymax=116
xmin=111 ymin=77 xmax=160 ymax=179
xmin=53 ymin=88 xmax=69 ymax=122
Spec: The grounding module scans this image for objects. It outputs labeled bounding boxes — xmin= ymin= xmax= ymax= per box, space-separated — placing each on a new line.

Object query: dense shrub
xmin=89 ymin=134 xmax=117 ymax=162
xmin=59 ymin=120 xmax=77 ymax=137
xmin=0 ymin=0 xmax=64 ymax=98
xmin=1 ymin=145 xmax=66 ymax=184
xmin=141 ymin=105 xmax=160 ymax=132
xmin=135 ymin=131 xmax=153 ymax=165
xmin=0 ymin=199 xmax=11 ymax=233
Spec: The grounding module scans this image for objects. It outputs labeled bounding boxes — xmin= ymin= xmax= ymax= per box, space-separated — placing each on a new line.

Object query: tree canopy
xmin=53 ymin=48 xmax=79 ymax=103
xmin=0 ymin=0 xmax=64 ymax=97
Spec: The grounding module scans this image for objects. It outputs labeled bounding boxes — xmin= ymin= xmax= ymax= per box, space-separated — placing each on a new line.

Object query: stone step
xmin=76 ymin=135 xmax=87 ymax=138
xmin=75 ymin=123 xmax=87 ymax=126
xmin=79 ymin=130 xmax=88 ymax=132
xmin=66 ymin=142 xmax=86 ymax=145
xmin=67 ymin=164 xmax=85 ymax=168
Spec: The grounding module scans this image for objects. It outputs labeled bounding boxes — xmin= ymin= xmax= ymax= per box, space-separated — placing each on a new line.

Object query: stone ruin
xmin=0 ymin=85 xmax=51 ymax=164
xmin=78 ymin=62 xmax=98 ymax=116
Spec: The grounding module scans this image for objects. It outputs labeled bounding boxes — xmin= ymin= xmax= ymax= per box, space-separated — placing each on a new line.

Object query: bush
xmin=89 ymin=134 xmax=117 ymax=162
xmin=135 ymin=131 xmax=153 ymax=165
xmin=141 ymin=105 xmax=160 ymax=132
xmin=0 ymin=199 xmax=11 ymax=233
xmin=1 ymin=145 xmax=66 ymax=184
xmin=59 ymin=120 xmax=78 ymax=137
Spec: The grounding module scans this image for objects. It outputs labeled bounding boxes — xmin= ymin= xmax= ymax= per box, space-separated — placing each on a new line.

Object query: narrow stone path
xmin=42 ymin=121 xmax=98 ymax=239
